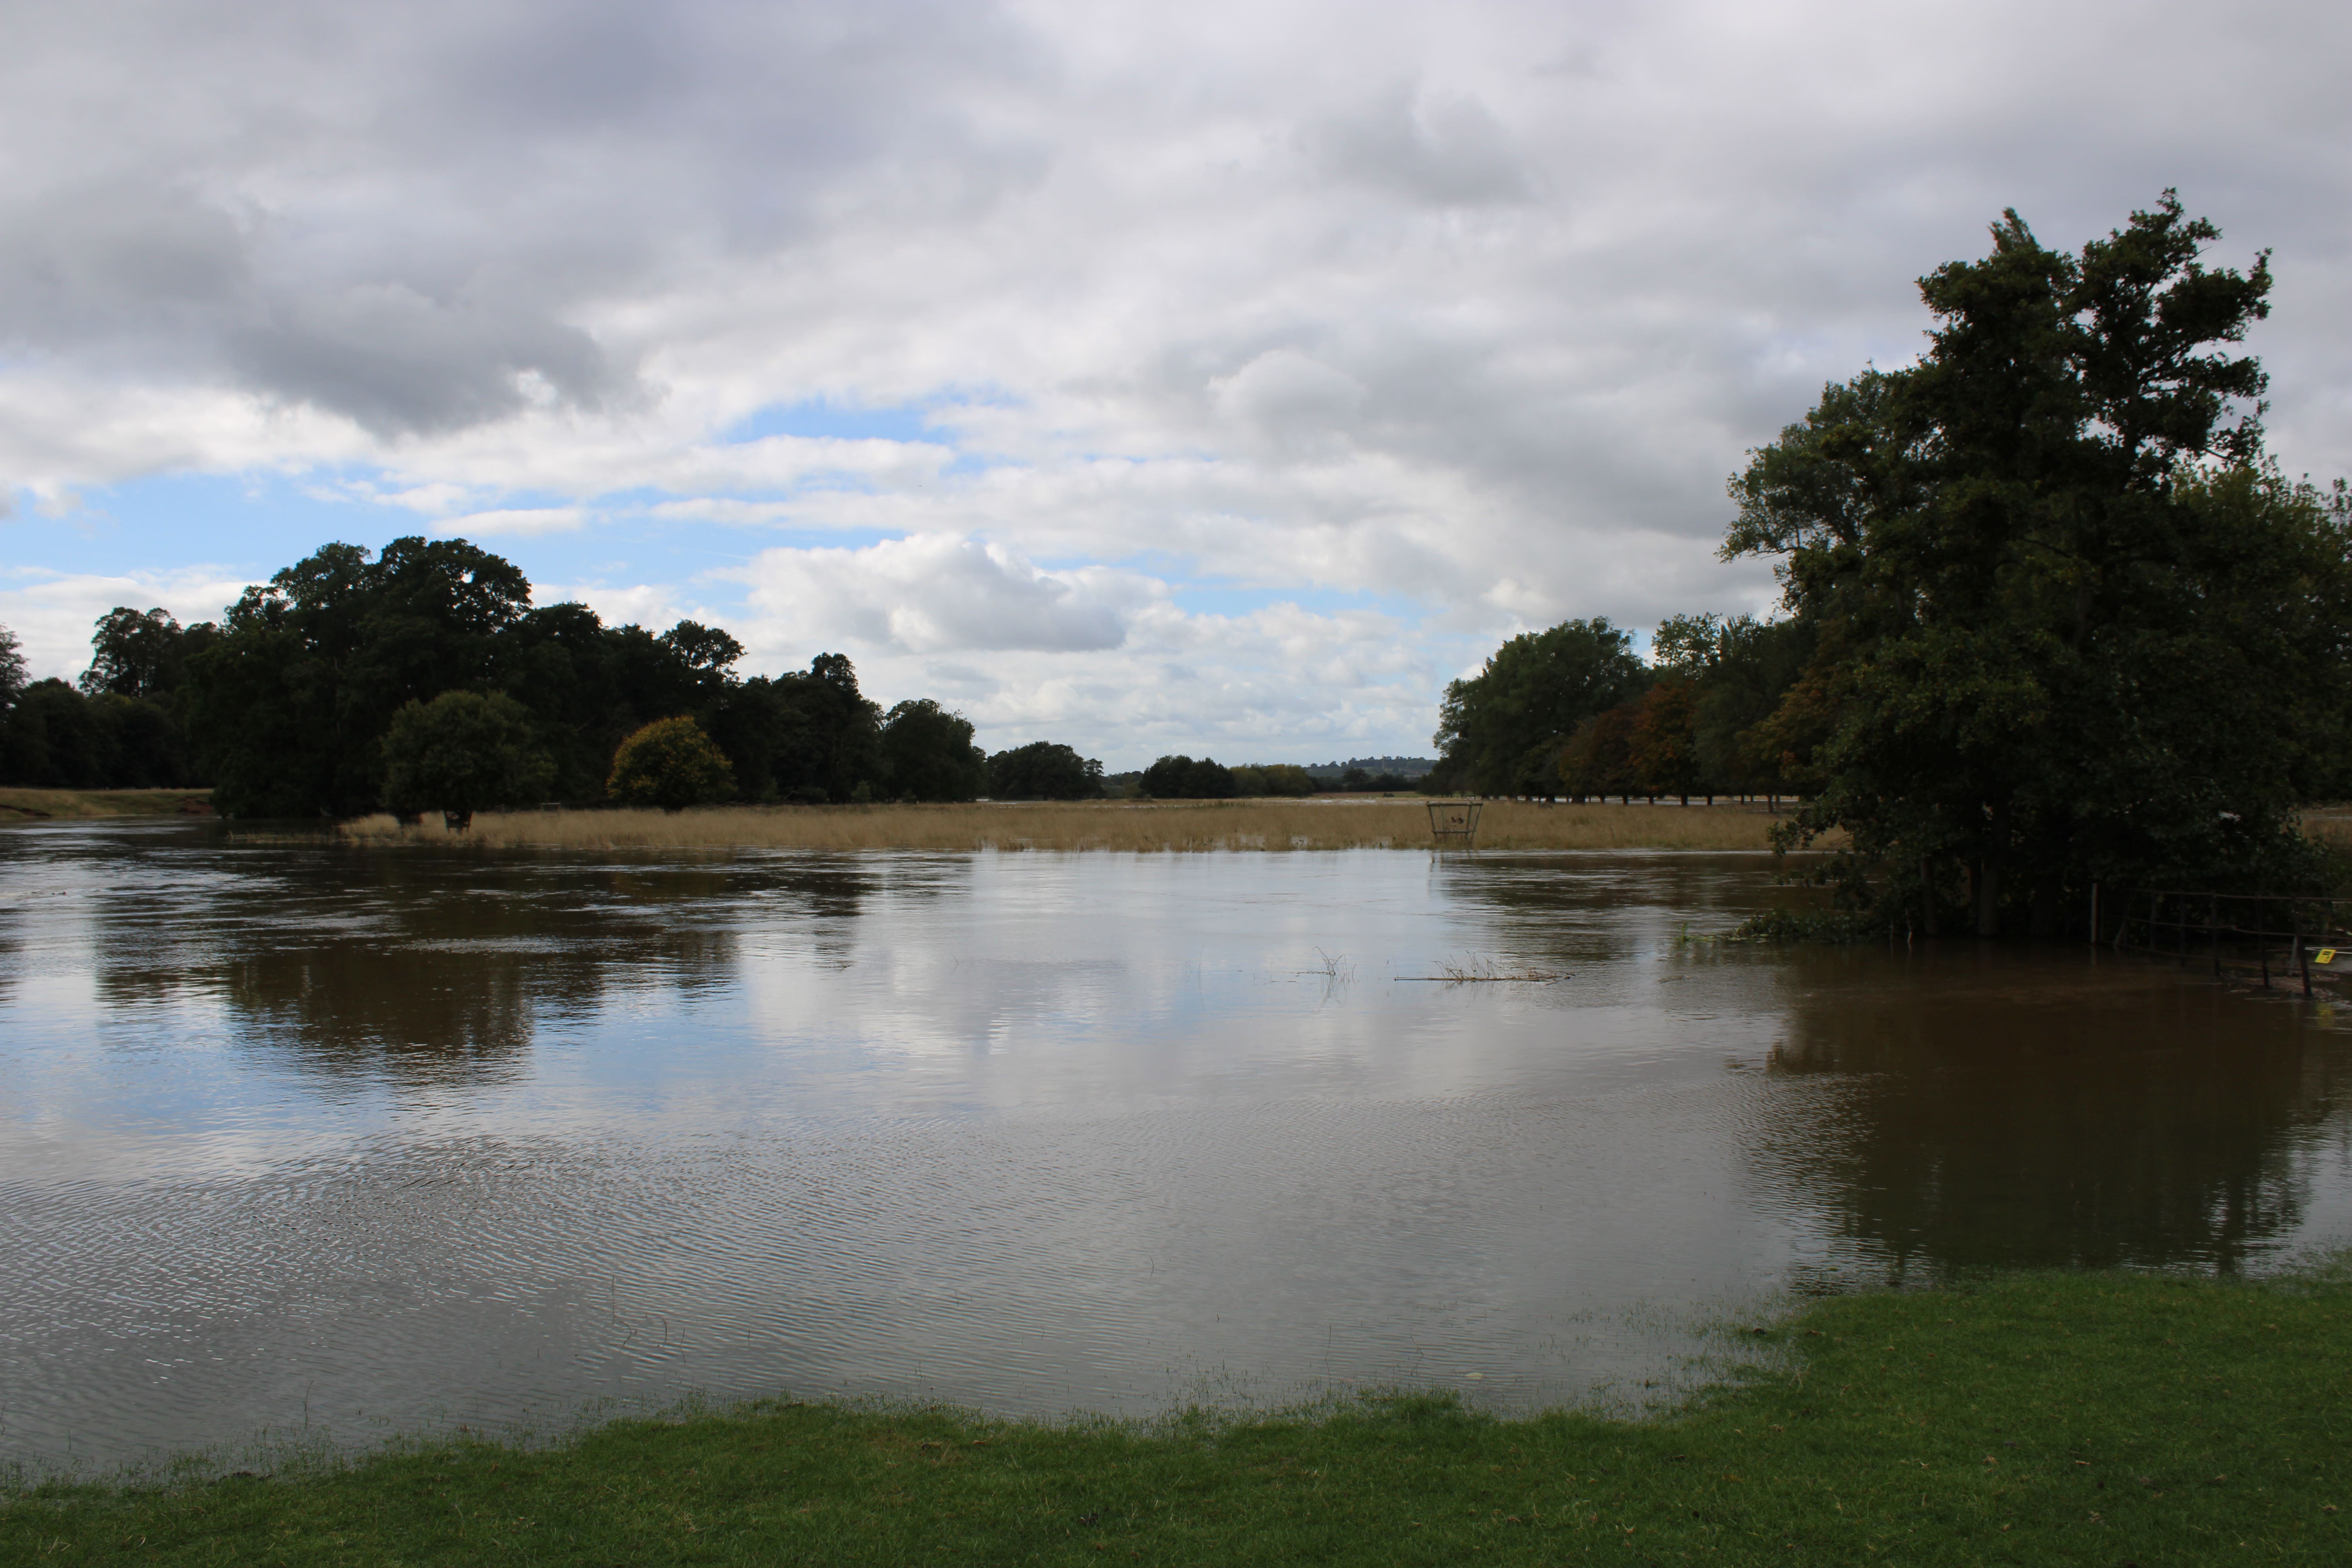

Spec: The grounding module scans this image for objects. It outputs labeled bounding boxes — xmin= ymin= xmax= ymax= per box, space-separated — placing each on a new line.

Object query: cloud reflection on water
xmin=4 ymin=823 xmax=2351 ymax=1474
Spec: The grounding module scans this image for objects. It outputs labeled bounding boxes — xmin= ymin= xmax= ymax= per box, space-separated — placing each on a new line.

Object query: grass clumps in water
xmin=1729 ymin=904 xmax=1889 ymax=943
xmin=7 ymin=1266 xmax=2350 ymax=1564
xmin=336 ymin=799 xmax=1796 ymax=854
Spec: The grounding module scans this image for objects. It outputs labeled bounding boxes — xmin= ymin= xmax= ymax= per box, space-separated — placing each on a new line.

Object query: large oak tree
xmin=1729 ymin=194 xmax=2352 ymax=935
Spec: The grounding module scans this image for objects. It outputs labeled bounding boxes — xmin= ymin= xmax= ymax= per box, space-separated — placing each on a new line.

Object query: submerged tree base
xmin=1728 ymin=906 xmax=1895 ymax=944
xmin=7 ymin=1265 xmax=2348 ymax=1564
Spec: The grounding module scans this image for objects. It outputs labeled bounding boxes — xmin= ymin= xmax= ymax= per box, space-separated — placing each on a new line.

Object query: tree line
xmin=1432 ymin=193 xmax=2352 ymax=936
xmin=0 ymin=537 xmax=1113 ymax=815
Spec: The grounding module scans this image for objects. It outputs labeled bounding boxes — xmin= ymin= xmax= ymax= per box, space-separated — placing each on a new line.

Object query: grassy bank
xmin=338 ymin=798 xmax=1798 ymax=853
xmin=8 ymin=1267 xmax=2347 ymax=1565
xmin=0 ymin=786 xmax=210 ymax=821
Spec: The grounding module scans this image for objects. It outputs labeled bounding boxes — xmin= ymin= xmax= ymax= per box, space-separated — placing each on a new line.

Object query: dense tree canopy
xmin=878 ymin=699 xmax=988 ymax=802
xmin=1228 ymin=762 xmax=1315 ymax=797
xmin=1142 ymin=755 xmax=1237 ymax=799
xmin=187 ymin=538 xmax=535 ymax=815
xmin=0 ymin=615 xmax=205 ymax=789
xmin=174 ymin=536 xmax=902 ymax=815
xmin=0 ymin=536 xmax=1108 ymax=818
xmin=80 ymin=608 xmax=211 ymax=699
xmin=1726 ymin=193 xmax=2352 ymax=933
xmin=1429 ymin=619 xmax=1649 ymax=796
xmin=988 ymin=741 xmax=1105 ymax=800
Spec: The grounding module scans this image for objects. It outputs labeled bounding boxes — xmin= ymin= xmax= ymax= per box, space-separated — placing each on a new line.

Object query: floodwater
xmin=5 ymin=821 xmax=2351 ymax=1473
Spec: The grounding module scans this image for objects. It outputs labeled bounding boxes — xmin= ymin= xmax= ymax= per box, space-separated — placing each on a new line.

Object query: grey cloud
xmin=5 ymin=0 xmax=2352 ymax=743
xmin=0 ymin=173 xmax=629 ymax=435
xmin=0 ymin=0 xmax=1047 ymax=436
xmin=226 ymin=285 xmax=626 ymax=436
xmin=1307 ymin=83 xmax=1530 ymax=207
xmin=0 ymin=181 xmax=249 ymax=353
xmin=741 ymin=535 xmax=1136 ymax=655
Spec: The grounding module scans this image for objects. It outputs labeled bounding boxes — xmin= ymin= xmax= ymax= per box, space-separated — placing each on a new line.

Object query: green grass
xmin=7 ymin=1267 xmax=2349 ymax=1564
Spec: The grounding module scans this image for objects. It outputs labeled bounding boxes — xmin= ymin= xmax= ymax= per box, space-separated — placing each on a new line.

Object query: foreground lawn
xmin=5 ymin=1269 xmax=2346 ymax=1564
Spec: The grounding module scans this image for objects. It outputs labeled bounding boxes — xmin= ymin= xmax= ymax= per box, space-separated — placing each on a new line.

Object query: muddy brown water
xmin=4 ymin=821 xmax=2349 ymax=1473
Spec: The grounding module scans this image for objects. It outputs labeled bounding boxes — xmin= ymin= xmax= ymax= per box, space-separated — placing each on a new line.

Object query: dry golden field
xmin=338 ymin=797 xmax=1800 ymax=853
xmin=2302 ymin=807 xmax=2352 ymax=847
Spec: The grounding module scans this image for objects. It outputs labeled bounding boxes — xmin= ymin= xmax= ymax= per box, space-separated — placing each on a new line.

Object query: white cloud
xmin=432 ymin=506 xmax=586 ymax=537
xmin=0 ymin=568 xmax=252 ymax=680
xmin=736 ymin=534 xmax=1140 ymax=655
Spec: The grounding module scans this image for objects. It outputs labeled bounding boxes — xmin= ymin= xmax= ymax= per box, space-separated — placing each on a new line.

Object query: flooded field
xmin=5 ymin=821 xmax=2350 ymax=1473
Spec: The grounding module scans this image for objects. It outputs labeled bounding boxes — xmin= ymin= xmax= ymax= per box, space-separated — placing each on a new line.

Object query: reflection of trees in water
xmin=0 ymin=906 xmax=20 ymax=1008
xmin=91 ymin=848 xmax=902 ymax=1085
xmin=1429 ymin=852 xmax=1782 ymax=967
xmin=1754 ymin=952 xmax=2352 ymax=1275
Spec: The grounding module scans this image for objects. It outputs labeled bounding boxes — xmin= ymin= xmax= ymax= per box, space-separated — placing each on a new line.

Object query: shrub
xmin=606 ymin=716 xmax=735 ymax=812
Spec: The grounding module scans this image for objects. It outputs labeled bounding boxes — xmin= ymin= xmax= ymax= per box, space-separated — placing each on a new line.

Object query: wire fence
xmin=2110 ymin=886 xmax=2352 ymax=995
xmin=1426 ymin=799 xmax=1483 ymax=853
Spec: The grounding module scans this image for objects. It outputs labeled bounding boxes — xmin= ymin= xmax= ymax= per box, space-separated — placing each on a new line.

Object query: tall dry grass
xmin=339 ymin=798 xmax=1800 ymax=853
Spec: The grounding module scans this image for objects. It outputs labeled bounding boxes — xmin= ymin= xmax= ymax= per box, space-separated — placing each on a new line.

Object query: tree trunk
xmin=1975 ymin=859 xmax=2000 ymax=937
xmin=1920 ymin=857 xmax=1940 ymax=938
xmin=1976 ymin=800 xmax=2011 ymax=938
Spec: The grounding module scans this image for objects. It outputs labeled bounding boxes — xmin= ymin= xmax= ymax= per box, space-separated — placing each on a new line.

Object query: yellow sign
xmin=2318 ymin=948 xmax=2338 ymax=965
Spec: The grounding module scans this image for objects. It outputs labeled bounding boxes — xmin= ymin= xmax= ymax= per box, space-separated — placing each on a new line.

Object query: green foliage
xmin=1432 ymin=618 xmax=1649 ymax=796
xmin=1651 ymin=612 xmax=1815 ymax=797
xmin=1258 ymin=762 xmax=1315 ymax=797
xmin=715 ymin=653 xmax=882 ymax=804
xmin=174 ymin=534 xmax=908 ymax=815
xmin=0 ymin=613 xmax=208 ymax=790
xmin=606 ymin=717 xmax=735 ymax=812
xmin=1141 ymin=754 xmax=1237 ymax=799
xmin=380 ymin=691 xmax=555 ymax=830
xmin=0 ymin=622 xmax=24 ymax=711
xmin=988 ymin=740 xmax=1105 ymax=800
xmin=1726 ymin=194 xmax=2350 ymax=934
xmin=0 ymin=677 xmax=198 ymax=790
xmin=186 ymin=537 xmax=535 ymax=816
xmin=1727 ymin=904 xmax=1889 ymax=943
xmin=79 ymin=607 xmax=207 ymax=699
xmin=11 ymin=1268 xmax=2352 ymax=1564
xmin=878 ymin=699 xmax=987 ymax=802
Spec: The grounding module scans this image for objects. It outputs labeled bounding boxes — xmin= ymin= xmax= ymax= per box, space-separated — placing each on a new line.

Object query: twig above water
xmin=1395 ymin=956 xmax=1566 ymax=984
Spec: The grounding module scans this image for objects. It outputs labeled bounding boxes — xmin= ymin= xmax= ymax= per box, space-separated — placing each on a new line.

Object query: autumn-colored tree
xmin=1628 ymin=678 xmax=1700 ymax=804
xmin=607 ymin=716 xmax=735 ymax=812
xmin=1557 ymin=704 xmax=1639 ymax=803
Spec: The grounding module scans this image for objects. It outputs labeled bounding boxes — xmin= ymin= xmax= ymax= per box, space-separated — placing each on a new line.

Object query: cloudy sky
xmin=2 ymin=0 xmax=2345 ymax=767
